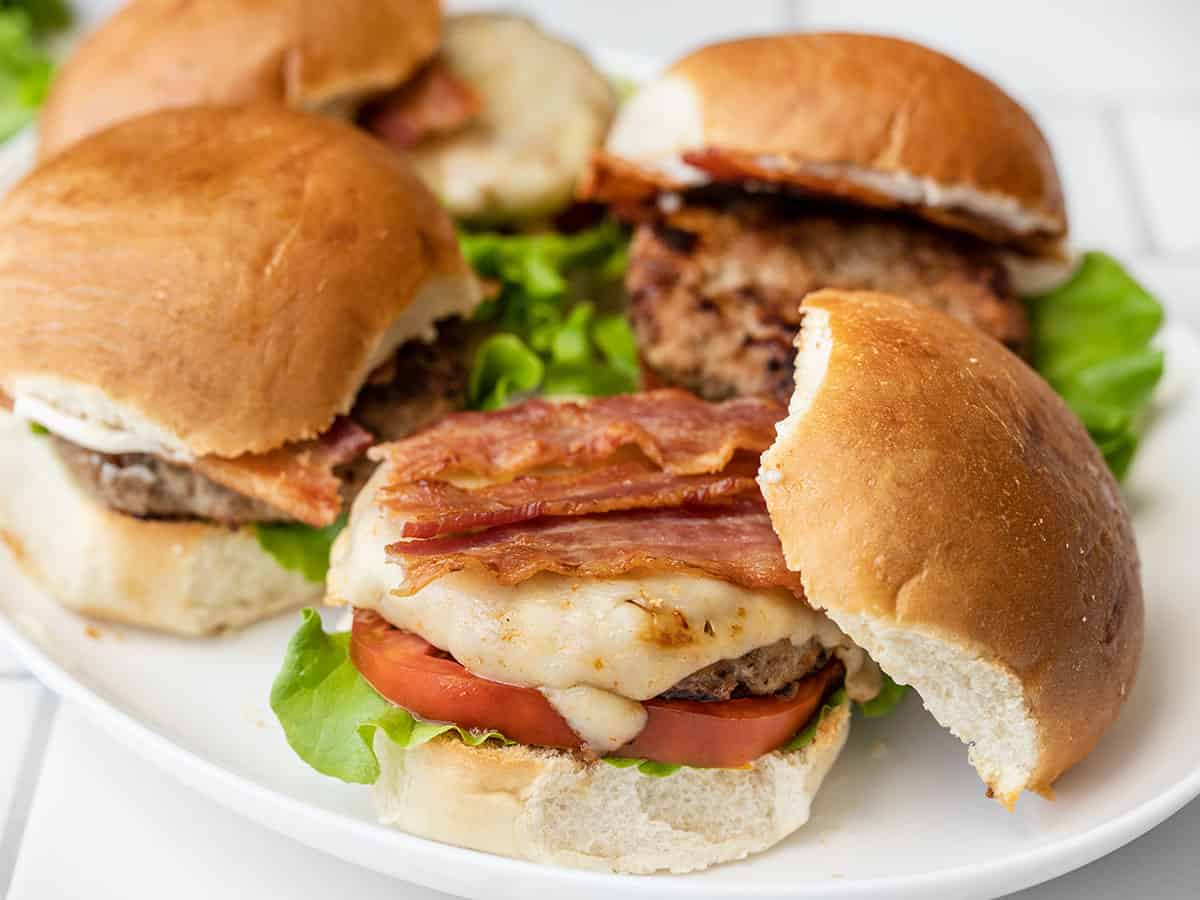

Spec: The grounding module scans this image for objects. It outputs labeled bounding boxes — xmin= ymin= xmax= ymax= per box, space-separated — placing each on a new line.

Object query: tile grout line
xmin=0 ymin=687 xmax=58 ymax=894
xmin=1100 ymin=103 xmax=1161 ymax=257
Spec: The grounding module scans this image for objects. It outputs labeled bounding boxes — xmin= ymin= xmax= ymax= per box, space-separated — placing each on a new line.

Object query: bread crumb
xmin=84 ymin=624 xmax=102 ymax=640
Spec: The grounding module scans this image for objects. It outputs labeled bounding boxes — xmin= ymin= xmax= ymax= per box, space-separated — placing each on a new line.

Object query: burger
xmin=0 ymin=105 xmax=480 ymax=635
xmin=38 ymin=0 xmax=616 ymax=223
xmin=580 ymin=33 xmax=1076 ymax=404
xmin=271 ymin=290 xmax=1142 ymax=873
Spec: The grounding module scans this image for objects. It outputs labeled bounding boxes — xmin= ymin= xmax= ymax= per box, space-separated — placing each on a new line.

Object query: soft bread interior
xmin=373 ymin=702 xmax=850 ymax=874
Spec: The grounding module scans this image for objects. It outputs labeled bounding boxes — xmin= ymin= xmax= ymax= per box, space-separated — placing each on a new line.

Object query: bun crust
xmin=372 ymin=703 xmax=850 ymax=873
xmin=0 ymin=106 xmax=476 ymax=458
xmin=593 ymin=33 xmax=1065 ymax=251
xmin=759 ymin=290 xmax=1142 ymax=804
xmin=39 ymin=0 xmax=440 ymax=157
xmin=0 ymin=413 xmax=318 ymax=635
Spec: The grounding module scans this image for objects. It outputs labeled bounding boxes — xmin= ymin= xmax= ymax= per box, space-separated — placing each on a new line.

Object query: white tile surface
xmin=6 ymin=705 xmax=452 ymax=900
xmin=445 ymin=0 xmax=789 ymax=60
xmin=1120 ymin=111 xmax=1200 ymax=255
xmin=0 ymin=682 xmax=43 ymax=853
xmin=799 ymin=0 xmax=1200 ymax=103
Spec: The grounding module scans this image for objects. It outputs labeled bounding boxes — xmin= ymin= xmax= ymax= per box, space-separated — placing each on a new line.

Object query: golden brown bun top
xmin=0 ymin=105 xmax=474 ymax=458
xmin=759 ymin=290 xmax=1141 ymax=802
xmin=39 ymin=0 xmax=441 ymax=158
xmin=591 ymin=33 xmax=1066 ymax=252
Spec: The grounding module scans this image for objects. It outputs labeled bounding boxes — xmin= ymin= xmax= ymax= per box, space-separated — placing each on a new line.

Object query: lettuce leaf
xmin=468 ymin=333 xmax=544 ymax=410
xmin=781 ymin=687 xmax=848 ymax=753
xmin=270 ymin=610 xmax=508 ymax=784
xmin=459 ymin=222 xmax=636 ymax=407
xmin=3 ymin=0 xmax=72 ymax=36
xmin=253 ymin=516 xmax=346 ymax=584
xmin=0 ymin=5 xmax=62 ymax=141
xmin=600 ymin=757 xmax=683 ymax=777
xmin=1028 ymin=252 xmax=1165 ymax=479
xmin=858 ymin=673 xmax=906 ymax=719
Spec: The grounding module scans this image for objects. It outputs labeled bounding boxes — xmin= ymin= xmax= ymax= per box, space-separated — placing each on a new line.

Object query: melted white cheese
xmin=331 ymin=463 xmax=881 ymax=747
xmin=12 ymin=393 xmax=193 ymax=460
xmin=539 ymin=686 xmax=647 ymax=753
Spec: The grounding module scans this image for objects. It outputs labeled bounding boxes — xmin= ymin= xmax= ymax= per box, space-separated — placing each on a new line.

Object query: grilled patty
xmin=53 ymin=325 xmax=471 ymax=526
xmin=628 ymin=198 xmax=1026 ymax=403
xmin=661 ymin=637 xmax=828 ymax=701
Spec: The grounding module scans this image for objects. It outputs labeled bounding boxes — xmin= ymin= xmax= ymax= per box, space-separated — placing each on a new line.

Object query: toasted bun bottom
xmin=0 ymin=412 xmax=319 ymax=636
xmin=371 ymin=703 xmax=849 ymax=874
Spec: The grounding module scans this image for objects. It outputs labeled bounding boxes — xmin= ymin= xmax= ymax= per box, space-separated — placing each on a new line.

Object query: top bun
xmin=590 ymin=34 xmax=1066 ymax=252
xmin=0 ymin=105 xmax=477 ymax=459
xmin=759 ymin=289 xmax=1142 ymax=805
xmin=38 ymin=0 xmax=441 ymax=158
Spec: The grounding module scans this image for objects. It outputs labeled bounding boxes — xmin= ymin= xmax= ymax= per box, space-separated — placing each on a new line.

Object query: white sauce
xmin=12 ymin=393 xmax=193 ymax=461
xmin=331 ymin=463 xmax=881 ymax=748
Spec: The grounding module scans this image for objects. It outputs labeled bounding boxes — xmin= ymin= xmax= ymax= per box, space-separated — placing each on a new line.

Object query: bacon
xmin=362 ymin=58 xmax=482 ymax=150
xmin=382 ymin=455 xmax=761 ymax=539
xmin=371 ymin=390 xmax=784 ymax=482
xmin=387 ymin=500 xmax=804 ymax=597
xmin=195 ymin=417 xmax=372 ymax=527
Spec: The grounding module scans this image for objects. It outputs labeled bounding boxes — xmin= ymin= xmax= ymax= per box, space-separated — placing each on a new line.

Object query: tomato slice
xmin=350 ymin=610 xmax=580 ymax=750
xmin=350 ymin=609 xmax=841 ymax=768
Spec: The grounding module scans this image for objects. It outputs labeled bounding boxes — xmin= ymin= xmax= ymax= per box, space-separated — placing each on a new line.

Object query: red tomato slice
xmin=350 ymin=609 xmax=841 ymax=768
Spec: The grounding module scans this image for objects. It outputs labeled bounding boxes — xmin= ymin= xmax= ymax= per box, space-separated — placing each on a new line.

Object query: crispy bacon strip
xmin=382 ymin=455 xmax=761 ymax=539
xmin=387 ymin=500 xmax=803 ymax=597
xmin=371 ymin=390 xmax=784 ymax=482
xmin=195 ymin=417 xmax=372 ymax=527
xmin=361 ymin=57 xmax=482 ymax=150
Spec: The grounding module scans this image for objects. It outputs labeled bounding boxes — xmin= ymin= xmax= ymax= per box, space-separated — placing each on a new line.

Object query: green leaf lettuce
xmin=254 ymin=517 xmax=346 ymax=584
xmin=270 ymin=610 xmax=507 ymax=784
xmin=459 ymin=222 xmax=637 ymax=407
xmin=1028 ymin=252 xmax=1165 ymax=478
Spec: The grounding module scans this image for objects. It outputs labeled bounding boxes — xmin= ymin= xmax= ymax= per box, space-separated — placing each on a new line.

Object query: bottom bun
xmin=0 ymin=412 xmax=320 ymax=636
xmin=373 ymin=702 xmax=850 ymax=874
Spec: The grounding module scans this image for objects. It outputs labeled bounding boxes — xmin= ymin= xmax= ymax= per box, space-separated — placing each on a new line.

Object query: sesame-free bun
xmin=0 ymin=412 xmax=319 ymax=636
xmin=38 ymin=0 xmax=441 ymax=158
xmin=0 ymin=105 xmax=478 ymax=460
xmin=589 ymin=33 xmax=1066 ymax=252
xmin=371 ymin=702 xmax=850 ymax=874
xmin=406 ymin=14 xmax=616 ymax=223
xmin=759 ymin=290 xmax=1142 ymax=806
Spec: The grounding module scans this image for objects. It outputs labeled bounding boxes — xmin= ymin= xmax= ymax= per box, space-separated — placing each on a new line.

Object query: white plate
xmin=4 ymin=40 xmax=1200 ymax=900
xmin=1 ymin=321 xmax=1196 ymax=900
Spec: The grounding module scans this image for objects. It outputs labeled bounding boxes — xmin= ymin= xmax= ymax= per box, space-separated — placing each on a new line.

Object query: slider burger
xmin=581 ymin=33 xmax=1071 ymax=403
xmin=39 ymin=1 xmax=615 ymax=222
xmin=0 ymin=105 xmax=479 ymax=635
xmin=272 ymin=290 xmax=1141 ymax=873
